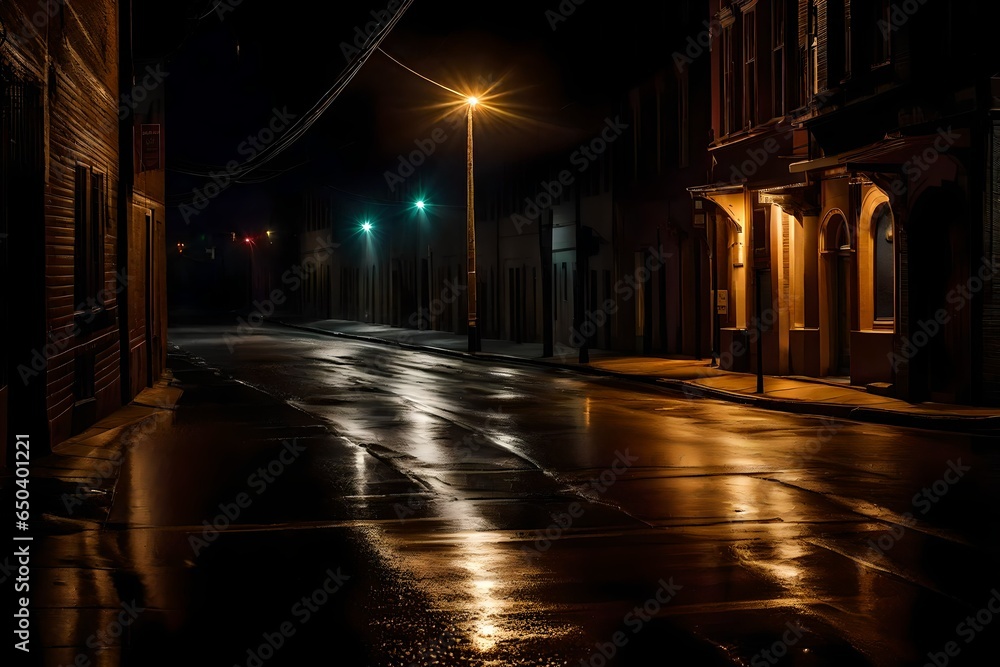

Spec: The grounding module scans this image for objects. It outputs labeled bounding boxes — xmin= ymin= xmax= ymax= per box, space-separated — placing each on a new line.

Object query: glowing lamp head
xmin=362 ymin=221 xmax=372 ymax=233
xmin=244 ymin=237 xmax=251 ymax=244
xmin=467 ymin=96 xmax=479 ymax=107
xmin=415 ymin=200 xmax=425 ymax=210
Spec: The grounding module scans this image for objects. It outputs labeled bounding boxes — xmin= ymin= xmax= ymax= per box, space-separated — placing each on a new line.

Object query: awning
xmin=788 ymin=155 xmax=839 ymax=174
xmin=789 ymin=129 xmax=968 ymax=177
xmin=687 ymin=184 xmax=746 ymax=232
xmin=755 ymin=181 xmax=819 ymax=215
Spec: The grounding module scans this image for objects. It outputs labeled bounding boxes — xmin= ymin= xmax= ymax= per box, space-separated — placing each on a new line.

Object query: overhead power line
xmin=173 ymin=0 xmax=416 ymax=190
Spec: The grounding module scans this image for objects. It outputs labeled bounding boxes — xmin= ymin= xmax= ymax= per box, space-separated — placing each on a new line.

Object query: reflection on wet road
xmin=40 ymin=324 xmax=1000 ymax=666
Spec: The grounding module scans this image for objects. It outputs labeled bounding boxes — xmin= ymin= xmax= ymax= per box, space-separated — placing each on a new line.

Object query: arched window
xmin=836 ymin=218 xmax=851 ymax=251
xmin=873 ymin=204 xmax=894 ymax=322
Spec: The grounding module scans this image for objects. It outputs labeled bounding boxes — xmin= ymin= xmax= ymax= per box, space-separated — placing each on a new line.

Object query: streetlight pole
xmin=466 ymin=99 xmax=480 ymax=352
xmin=244 ymin=237 xmax=254 ymax=308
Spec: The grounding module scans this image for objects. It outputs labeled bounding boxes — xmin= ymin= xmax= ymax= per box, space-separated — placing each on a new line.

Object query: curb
xmin=274 ymin=320 xmax=1000 ymax=435
xmin=662 ymin=380 xmax=1000 ymax=433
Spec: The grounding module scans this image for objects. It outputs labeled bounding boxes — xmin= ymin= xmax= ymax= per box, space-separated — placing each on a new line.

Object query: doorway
xmin=825 ymin=214 xmax=853 ymax=377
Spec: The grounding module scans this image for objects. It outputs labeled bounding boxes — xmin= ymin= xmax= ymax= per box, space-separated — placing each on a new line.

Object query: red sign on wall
xmin=139 ymin=124 xmax=161 ymax=172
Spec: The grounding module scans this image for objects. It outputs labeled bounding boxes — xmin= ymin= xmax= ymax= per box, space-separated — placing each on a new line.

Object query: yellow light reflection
xmin=457 ymin=532 xmax=503 ymax=653
xmin=353 ymin=444 xmax=368 ymax=499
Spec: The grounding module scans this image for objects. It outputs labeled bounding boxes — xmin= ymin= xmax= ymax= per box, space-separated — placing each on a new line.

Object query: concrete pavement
xmin=276 ymin=318 xmax=1000 ymax=434
xmin=15 ymin=322 xmax=991 ymax=662
xmin=14 ymin=353 xmax=374 ymax=666
xmin=28 ymin=372 xmax=183 ymax=527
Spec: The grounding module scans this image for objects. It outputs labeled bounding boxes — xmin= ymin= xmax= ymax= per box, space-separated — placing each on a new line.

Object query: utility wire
xmin=376 ymin=47 xmax=466 ymax=98
xmin=173 ymin=0 xmax=415 ymax=190
xmin=231 ymin=0 xmax=416 ymax=182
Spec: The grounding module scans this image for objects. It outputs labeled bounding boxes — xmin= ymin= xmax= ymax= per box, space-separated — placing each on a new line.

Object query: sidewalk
xmin=26 ymin=372 xmax=184 ymax=528
xmin=277 ymin=318 xmax=1000 ymax=434
xmin=12 ymin=353 xmax=381 ymax=666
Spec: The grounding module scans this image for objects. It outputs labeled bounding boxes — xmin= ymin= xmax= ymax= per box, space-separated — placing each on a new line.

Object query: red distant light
xmin=244 ymin=237 xmax=251 ymax=244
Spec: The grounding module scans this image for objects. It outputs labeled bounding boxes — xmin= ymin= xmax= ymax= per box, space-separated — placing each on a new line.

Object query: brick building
xmin=693 ymin=0 xmax=1000 ymax=404
xmin=1 ymin=0 xmax=167 ymax=462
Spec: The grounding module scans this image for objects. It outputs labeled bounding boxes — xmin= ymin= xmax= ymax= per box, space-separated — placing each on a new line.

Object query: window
xmin=806 ymin=0 xmax=819 ymax=97
xmin=641 ymin=91 xmax=659 ymax=177
xmin=743 ymin=9 xmax=757 ymax=128
xmin=873 ymin=0 xmax=891 ymax=66
xmin=843 ymin=0 xmax=853 ymax=79
xmin=772 ymin=0 xmax=786 ymax=117
xmin=678 ymin=73 xmax=690 ymax=167
xmin=74 ymin=166 xmax=107 ymax=315
xmin=722 ymin=24 xmax=738 ymax=134
xmin=873 ymin=204 xmax=894 ymax=322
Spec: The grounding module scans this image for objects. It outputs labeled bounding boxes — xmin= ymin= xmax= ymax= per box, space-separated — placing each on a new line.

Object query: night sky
xmin=134 ymin=0 xmax=676 ymax=237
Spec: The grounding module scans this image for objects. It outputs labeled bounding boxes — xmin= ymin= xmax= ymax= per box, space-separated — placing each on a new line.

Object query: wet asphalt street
xmin=34 ymin=324 xmax=1000 ymax=666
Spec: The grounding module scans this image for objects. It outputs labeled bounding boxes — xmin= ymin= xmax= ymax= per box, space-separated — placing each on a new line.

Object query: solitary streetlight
xmin=244 ymin=236 xmax=255 ymax=306
xmin=375 ymin=49 xmax=507 ymax=352
xmin=465 ymin=96 xmax=480 ymax=352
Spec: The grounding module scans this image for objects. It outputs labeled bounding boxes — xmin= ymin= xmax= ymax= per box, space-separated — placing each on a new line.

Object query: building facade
xmin=287 ymin=1 xmax=714 ymax=362
xmin=1 ymin=0 xmax=167 ymax=464
xmin=694 ymin=0 xmax=1000 ymax=405
xmin=276 ymin=0 xmax=996 ymax=407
